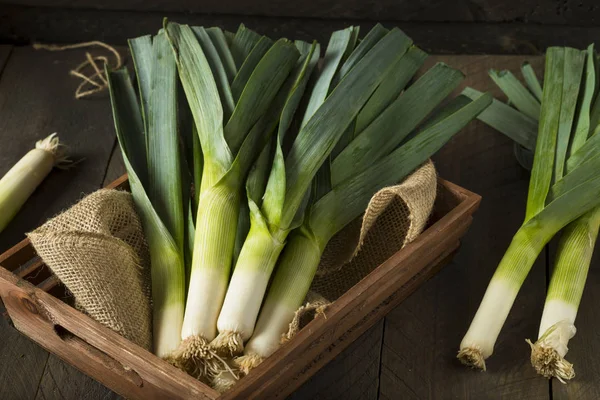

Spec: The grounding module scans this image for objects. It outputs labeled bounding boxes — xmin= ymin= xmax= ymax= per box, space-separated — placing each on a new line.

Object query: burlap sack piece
xmin=286 ymin=160 xmax=438 ymax=335
xmin=27 ymin=189 xmax=152 ymax=350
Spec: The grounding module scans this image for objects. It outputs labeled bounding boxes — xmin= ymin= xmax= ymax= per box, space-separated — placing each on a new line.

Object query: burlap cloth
xmin=25 ymin=160 xmax=436 ymax=350
xmin=285 ymin=160 xmax=438 ymax=339
xmin=27 ymin=189 xmax=152 ymax=350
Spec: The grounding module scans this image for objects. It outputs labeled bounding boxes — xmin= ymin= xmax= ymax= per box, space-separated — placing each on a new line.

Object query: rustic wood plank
xmin=3 ymin=5 xmax=600 ymax=55
xmin=0 ymin=46 xmax=11 ymax=72
xmin=4 ymin=0 xmax=600 ymax=25
xmin=289 ymin=320 xmax=383 ymax=400
xmin=380 ymin=55 xmax=551 ymax=400
xmin=0 ymin=315 xmax=50 ymax=400
xmin=36 ymin=355 xmax=122 ymax=400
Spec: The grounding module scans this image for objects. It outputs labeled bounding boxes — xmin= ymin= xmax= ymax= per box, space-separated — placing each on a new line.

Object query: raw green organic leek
xmin=466 ymin=46 xmax=600 ymax=381
xmin=106 ymin=30 xmax=187 ymax=359
xmin=164 ymin=20 xmax=301 ymax=370
xmin=0 ymin=133 xmax=67 ymax=234
xmin=528 ymin=45 xmax=600 ymax=382
xmin=213 ymin=26 xmax=417 ymax=355
xmin=237 ymin=91 xmax=492 ymax=372
xmin=459 ymin=46 xmax=600 ymax=373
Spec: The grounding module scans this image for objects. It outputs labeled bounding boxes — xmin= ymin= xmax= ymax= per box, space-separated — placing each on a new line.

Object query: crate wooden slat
xmin=0 ymin=174 xmax=480 ymax=399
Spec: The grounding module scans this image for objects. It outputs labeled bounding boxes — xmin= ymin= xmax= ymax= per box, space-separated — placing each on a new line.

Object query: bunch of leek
xmin=213 ymin=24 xmax=459 ymax=355
xmin=165 ymin=21 xmax=314 ymax=374
xmin=207 ymin=24 xmax=493 ymax=367
xmin=106 ymin=20 xmax=491 ymax=387
xmin=0 ymin=133 xmax=68 ymax=234
xmin=459 ymin=45 xmax=600 ymax=381
xmin=106 ymin=31 xmax=187 ymax=359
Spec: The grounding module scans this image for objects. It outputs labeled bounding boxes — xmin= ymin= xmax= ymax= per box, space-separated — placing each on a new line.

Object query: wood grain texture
xmin=289 ymin=320 xmax=384 ymax=400
xmin=380 ymin=55 xmax=551 ymax=399
xmin=0 ymin=45 xmax=11 ymax=72
xmin=3 ymin=0 xmax=600 ymax=25
xmin=0 ymin=313 xmax=49 ymax=400
xmin=35 ymin=355 xmax=122 ymax=400
xmin=3 ymin=5 xmax=600 ymax=55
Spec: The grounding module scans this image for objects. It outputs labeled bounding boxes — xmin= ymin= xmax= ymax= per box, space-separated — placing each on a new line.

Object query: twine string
xmin=33 ymin=41 xmax=122 ymax=99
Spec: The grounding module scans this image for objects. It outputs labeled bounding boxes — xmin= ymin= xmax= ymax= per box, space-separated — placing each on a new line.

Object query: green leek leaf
xmin=332 ymin=62 xmax=464 ymax=186
xmin=231 ymin=37 xmax=274 ymax=102
xmin=526 ymin=47 xmax=564 ymax=222
xmin=311 ymin=92 xmax=492 ymax=243
xmin=490 ymin=69 xmax=541 ymax=121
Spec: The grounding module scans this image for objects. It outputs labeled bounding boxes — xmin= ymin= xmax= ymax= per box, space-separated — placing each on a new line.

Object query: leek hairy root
xmin=171 ymin=336 xmax=226 ymax=379
xmin=527 ymin=321 xmax=577 ymax=383
xmin=212 ymin=330 xmax=244 ymax=356
xmin=235 ymin=352 xmax=264 ymax=375
xmin=527 ymin=339 xmax=575 ymax=383
xmin=211 ymin=368 xmax=239 ymax=393
xmin=457 ymin=347 xmax=487 ymax=371
xmin=37 ymin=133 xmax=69 ymax=165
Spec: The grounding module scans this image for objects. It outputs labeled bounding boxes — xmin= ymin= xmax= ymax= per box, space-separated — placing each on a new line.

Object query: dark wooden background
xmin=1 ymin=1 xmax=600 ymax=399
xmin=1 ymin=0 xmax=600 ymax=53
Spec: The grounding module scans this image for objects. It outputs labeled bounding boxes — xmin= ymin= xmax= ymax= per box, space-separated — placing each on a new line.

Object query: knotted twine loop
xmin=33 ymin=41 xmax=122 ymax=99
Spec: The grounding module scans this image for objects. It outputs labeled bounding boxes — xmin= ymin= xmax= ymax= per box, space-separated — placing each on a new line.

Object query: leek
xmin=238 ymin=91 xmax=492 ymax=372
xmin=213 ymin=26 xmax=415 ymax=355
xmin=106 ymin=30 xmax=187 ymax=359
xmin=459 ymin=46 xmax=600 ymax=373
xmin=165 ymin=20 xmax=301 ymax=370
xmin=464 ymin=46 xmax=600 ymax=380
xmin=529 ymin=45 xmax=600 ymax=382
xmin=0 ymin=133 xmax=67 ymax=234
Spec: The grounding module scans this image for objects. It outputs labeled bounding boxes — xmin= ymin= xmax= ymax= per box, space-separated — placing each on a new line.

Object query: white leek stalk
xmin=0 ymin=133 xmax=66 ymax=233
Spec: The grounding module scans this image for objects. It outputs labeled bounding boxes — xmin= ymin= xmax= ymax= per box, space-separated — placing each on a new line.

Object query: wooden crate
xmin=0 ymin=174 xmax=480 ymax=400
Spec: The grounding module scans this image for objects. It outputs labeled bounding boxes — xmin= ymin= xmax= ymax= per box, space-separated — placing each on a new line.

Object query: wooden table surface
xmin=0 ymin=45 xmax=599 ymax=400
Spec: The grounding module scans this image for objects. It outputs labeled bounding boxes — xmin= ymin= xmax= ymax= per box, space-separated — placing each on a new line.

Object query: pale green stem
xmin=459 ymin=222 xmax=554 ymax=367
xmin=182 ymin=184 xmax=240 ymax=341
xmin=216 ymin=221 xmax=286 ymax=343
xmin=243 ymin=229 xmax=323 ymax=359
xmin=0 ymin=149 xmax=54 ymax=233
xmin=146 ymin=227 xmax=186 ymax=357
